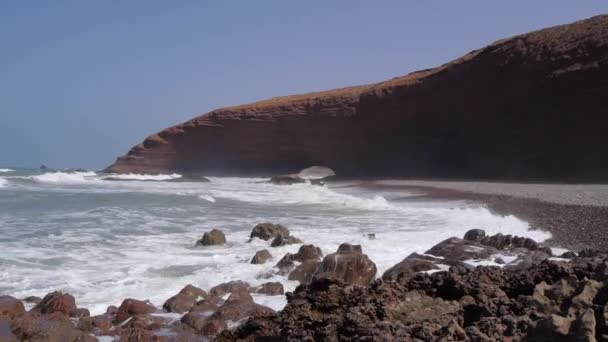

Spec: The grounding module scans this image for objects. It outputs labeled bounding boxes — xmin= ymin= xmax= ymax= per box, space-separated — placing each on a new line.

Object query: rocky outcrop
xmin=275 ymin=244 xmax=323 ymax=283
xmin=196 ymin=228 xmax=226 ymax=246
xmin=312 ymin=243 xmax=377 ymax=286
xmin=250 ymin=223 xmax=289 ymax=241
xmin=270 ymin=235 xmax=302 ymax=247
xmin=107 ymin=15 xmax=608 ymax=182
xmin=251 ymin=249 xmax=272 ymax=264
xmin=162 ymin=284 xmax=207 ymax=313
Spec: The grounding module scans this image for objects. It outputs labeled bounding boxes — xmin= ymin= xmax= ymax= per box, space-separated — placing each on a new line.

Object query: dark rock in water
xmin=197 ymin=228 xmax=226 ymax=246
xmin=251 ymin=249 xmax=272 ymax=264
xmin=425 ymin=237 xmax=499 ymax=261
xmin=113 ymin=298 xmax=156 ymax=324
xmin=209 ymin=281 xmax=251 ymax=298
xmin=313 ymin=243 xmax=377 ymax=286
xmin=270 ymin=235 xmax=302 ymax=247
xmin=463 ymin=229 xmax=486 ymax=242
xmin=0 ymin=295 xmax=25 ymax=321
xmin=367 ymin=233 xmax=376 ymax=240
xmin=251 ymin=282 xmax=284 ymax=296
xmin=39 ymin=164 xmax=49 ymax=171
xmin=494 ymin=257 xmax=506 ymax=264
xmin=22 ymin=296 xmax=42 ymax=304
xmin=382 ymin=253 xmax=440 ymax=281
xmin=250 ymin=223 xmax=289 ymax=241
xmin=560 ymin=251 xmax=577 ymax=259
xmin=504 ymin=251 xmax=551 ymax=272
xmin=163 ymin=284 xmax=207 ymax=313
xmin=168 ymin=174 xmax=211 ymax=183
xmin=31 ymin=292 xmax=78 ymax=317
xmin=11 ymin=311 xmax=85 ymax=342
xmin=269 ymin=174 xmax=306 ymax=185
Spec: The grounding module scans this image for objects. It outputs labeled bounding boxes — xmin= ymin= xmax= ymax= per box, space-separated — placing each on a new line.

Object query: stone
xmin=251 ymin=249 xmax=272 ymax=264
xmin=270 ymin=235 xmax=302 ymax=247
xmin=163 ymin=284 xmax=207 ymax=313
xmin=382 ymin=253 xmax=440 ymax=281
xmin=114 ymin=298 xmax=156 ymax=324
xmin=250 ymin=223 xmax=290 ymax=241
xmin=31 ymin=292 xmax=77 ymax=317
xmin=425 ymin=237 xmax=498 ymax=261
xmin=251 ymin=282 xmax=284 ymax=296
xmin=11 ymin=312 xmax=85 ymax=342
xmin=197 ymin=228 xmax=226 ymax=246
xmin=313 ymin=243 xmax=377 ymax=286
xmin=209 ymin=281 xmax=251 ymax=298
xmin=0 ymin=296 xmax=25 ymax=321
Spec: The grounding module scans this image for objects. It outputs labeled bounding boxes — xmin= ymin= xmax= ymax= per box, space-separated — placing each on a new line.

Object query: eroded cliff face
xmin=107 ymin=15 xmax=608 ymax=181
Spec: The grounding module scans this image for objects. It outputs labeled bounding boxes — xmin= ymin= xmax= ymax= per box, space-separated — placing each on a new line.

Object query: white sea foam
xmin=0 ymin=175 xmax=554 ymax=315
xmin=0 ymin=168 xmax=15 ymax=173
xmin=102 ymin=173 xmax=181 ymax=181
xmin=0 ymin=177 xmax=7 ymax=187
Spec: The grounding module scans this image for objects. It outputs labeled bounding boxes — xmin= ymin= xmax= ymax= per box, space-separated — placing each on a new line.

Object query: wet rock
xmin=313 ymin=243 xmax=377 ymax=286
xmin=382 ymin=253 xmax=440 ymax=281
xmin=251 ymin=249 xmax=272 ymax=264
xmin=11 ymin=311 xmax=85 ymax=342
xmin=463 ymin=229 xmax=486 ymax=242
xmin=560 ymin=251 xmax=577 ymax=259
xmin=251 ymin=282 xmax=284 ymax=296
xmin=275 ymin=244 xmax=323 ymax=283
xmin=504 ymin=251 xmax=551 ymax=272
xmin=22 ymin=296 xmax=42 ymax=304
xmin=0 ymin=296 xmax=25 ymax=322
xmin=71 ymin=308 xmax=90 ymax=318
xmin=31 ymin=292 xmax=77 ymax=317
xmin=196 ymin=228 xmax=226 ymax=246
xmin=114 ymin=298 xmax=156 ymax=324
xmin=270 ymin=235 xmax=302 ymax=247
xmin=494 ymin=257 xmax=506 ymax=264
xmin=425 ymin=237 xmax=499 ymax=261
xmin=250 ymin=223 xmax=290 ymax=241
xmin=76 ymin=314 xmax=113 ymax=334
xmin=163 ymin=284 xmax=207 ymax=313
xmin=209 ymin=281 xmax=251 ymax=298
xmin=210 ymin=288 xmax=274 ymax=322
xmin=269 ymin=175 xmax=306 ymax=185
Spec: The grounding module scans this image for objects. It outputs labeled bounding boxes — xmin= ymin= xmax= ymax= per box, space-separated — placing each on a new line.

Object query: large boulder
xmin=382 ymin=253 xmax=441 ymax=281
xmin=250 ymin=223 xmax=290 ymax=241
xmin=251 ymin=249 xmax=272 ymax=264
xmin=197 ymin=228 xmax=226 ymax=246
xmin=114 ymin=298 xmax=156 ymax=324
xmin=313 ymin=243 xmax=377 ymax=286
xmin=31 ymin=292 xmax=78 ymax=317
xmin=251 ymin=282 xmax=285 ymax=296
xmin=163 ymin=284 xmax=207 ymax=313
xmin=425 ymin=237 xmax=499 ymax=261
xmin=275 ymin=244 xmax=323 ymax=283
xmin=0 ymin=295 xmax=25 ymax=321
xmin=270 ymin=235 xmax=303 ymax=247
xmin=11 ymin=312 xmax=85 ymax=342
xmin=209 ymin=281 xmax=251 ymax=298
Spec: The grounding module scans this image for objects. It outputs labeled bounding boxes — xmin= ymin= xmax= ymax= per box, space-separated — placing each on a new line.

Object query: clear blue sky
xmin=1 ymin=1 xmax=607 ymax=170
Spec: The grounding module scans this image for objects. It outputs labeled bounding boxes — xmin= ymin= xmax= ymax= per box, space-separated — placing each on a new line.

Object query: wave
xmin=0 ymin=168 xmax=15 ymax=173
xmin=101 ymin=173 xmax=181 ymax=181
xmin=0 ymin=177 xmax=7 ymax=188
xmin=32 ymin=171 xmax=99 ymax=184
xmin=199 ymin=194 xmax=216 ymax=203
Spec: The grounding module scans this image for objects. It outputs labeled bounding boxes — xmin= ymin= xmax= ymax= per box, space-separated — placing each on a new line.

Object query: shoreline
xmin=349 ymin=180 xmax=608 ymax=251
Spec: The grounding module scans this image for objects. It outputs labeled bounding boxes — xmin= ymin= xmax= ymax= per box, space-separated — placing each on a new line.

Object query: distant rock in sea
xmin=106 ymin=15 xmax=608 ymax=182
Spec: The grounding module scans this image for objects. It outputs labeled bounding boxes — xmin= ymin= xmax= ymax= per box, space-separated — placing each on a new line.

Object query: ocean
xmin=0 ymin=168 xmax=551 ymax=314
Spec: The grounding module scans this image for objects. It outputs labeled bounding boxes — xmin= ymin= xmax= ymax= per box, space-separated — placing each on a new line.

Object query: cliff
xmin=106 ymin=15 xmax=608 ymax=181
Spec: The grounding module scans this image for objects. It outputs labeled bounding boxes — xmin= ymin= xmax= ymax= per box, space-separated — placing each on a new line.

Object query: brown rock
xmin=209 ymin=281 xmax=251 ymax=298
xmin=313 ymin=243 xmax=377 ymax=286
xmin=270 ymin=235 xmax=302 ymax=247
xmin=197 ymin=228 xmax=226 ymax=246
xmin=31 ymin=292 xmax=77 ymax=317
xmin=382 ymin=253 xmax=440 ymax=281
xmin=275 ymin=244 xmax=323 ymax=283
xmin=0 ymin=295 xmax=25 ymax=321
xmin=425 ymin=237 xmax=498 ymax=261
xmin=250 ymin=223 xmax=289 ymax=241
xmin=251 ymin=249 xmax=272 ymax=264
xmin=114 ymin=299 xmax=156 ymax=324
xmin=251 ymin=282 xmax=284 ymax=296
xmin=11 ymin=311 xmax=85 ymax=342
xmin=163 ymin=284 xmax=207 ymax=313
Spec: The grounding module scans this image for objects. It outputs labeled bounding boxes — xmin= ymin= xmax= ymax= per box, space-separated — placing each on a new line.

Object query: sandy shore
xmin=351 ymin=180 xmax=608 ymax=251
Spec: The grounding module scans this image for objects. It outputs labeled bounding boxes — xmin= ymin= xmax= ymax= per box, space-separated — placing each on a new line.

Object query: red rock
xmin=0 ymin=295 xmax=25 ymax=321
xmin=114 ymin=299 xmax=156 ymax=324
xmin=313 ymin=243 xmax=377 ymax=286
xmin=31 ymin=292 xmax=77 ymax=316
xmin=209 ymin=281 xmax=251 ymax=298
xmin=11 ymin=311 xmax=85 ymax=342
xmin=251 ymin=249 xmax=272 ymax=264
xmin=251 ymin=282 xmax=284 ymax=296
xmin=106 ymin=15 xmax=608 ymax=183
xmin=249 ymin=223 xmax=289 ymax=241
xmin=163 ymin=284 xmax=207 ymax=313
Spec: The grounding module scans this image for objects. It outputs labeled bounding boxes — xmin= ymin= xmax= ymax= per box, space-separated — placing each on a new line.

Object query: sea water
xmin=0 ymin=169 xmax=551 ymax=314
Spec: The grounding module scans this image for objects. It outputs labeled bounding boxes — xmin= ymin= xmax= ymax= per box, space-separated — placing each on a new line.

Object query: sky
xmin=1 ymin=1 xmax=607 ymax=170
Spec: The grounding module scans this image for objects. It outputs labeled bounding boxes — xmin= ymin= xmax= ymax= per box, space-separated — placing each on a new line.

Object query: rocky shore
xmin=3 ymin=221 xmax=606 ymax=341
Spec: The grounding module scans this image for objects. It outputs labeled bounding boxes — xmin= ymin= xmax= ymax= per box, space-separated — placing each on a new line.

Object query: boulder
xmin=463 ymin=229 xmax=486 ymax=242
xmin=210 ymin=288 xmax=275 ymax=322
xmin=382 ymin=253 xmax=440 ymax=281
xmin=114 ymin=298 xmax=156 ymax=324
xmin=31 ymin=292 xmax=77 ymax=317
xmin=270 ymin=235 xmax=303 ymax=247
xmin=251 ymin=249 xmax=272 ymax=264
xmin=197 ymin=228 xmax=226 ymax=246
xmin=269 ymin=175 xmax=306 ymax=185
xmin=250 ymin=223 xmax=289 ymax=241
xmin=275 ymin=244 xmax=323 ymax=283
xmin=425 ymin=237 xmax=498 ymax=261
xmin=504 ymin=251 xmax=551 ymax=272
xmin=251 ymin=282 xmax=284 ymax=296
xmin=11 ymin=312 xmax=85 ymax=342
xmin=0 ymin=296 xmax=25 ymax=322
xmin=163 ymin=284 xmax=207 ymax=313
xmin=313 ymin=243 xmax=377 ymax=286
xmin=209 ymin=281 xmax=251 ymax=298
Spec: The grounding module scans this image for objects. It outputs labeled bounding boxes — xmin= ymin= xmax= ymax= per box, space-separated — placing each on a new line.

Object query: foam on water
xmin=102 ymin=173 xmax=181 ymax=181
xmin=0 ymin=168 xmax=15 ymax=173
xmin=0 ymin=171 xmax=553 ymax=315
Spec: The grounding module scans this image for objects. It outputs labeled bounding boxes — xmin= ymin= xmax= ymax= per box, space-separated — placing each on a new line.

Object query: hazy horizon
xmin=1 ymin=1 xmax=607 ymax=170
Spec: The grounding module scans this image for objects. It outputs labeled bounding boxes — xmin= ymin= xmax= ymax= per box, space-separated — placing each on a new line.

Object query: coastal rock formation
xmin=275 ymin=244 xmax=323 ymax=283
xmin=162 ymin=284 xmax=207 ymax=313
xmin=251 ymin=249 xmax=272 ymax=264
xmin=312 ymin=243 xmax=377 ymax=286
xmin=107 ymin=15 xmax=608 ymax=182
xmin=250 ymin=223 xmax=289 ymax=241
xmin=196 ymin=228 xmax=226 ymax=246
